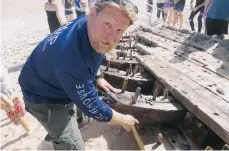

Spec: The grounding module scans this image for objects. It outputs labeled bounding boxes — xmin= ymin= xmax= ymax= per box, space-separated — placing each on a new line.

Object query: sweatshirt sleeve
xmin=54 ymin=69 xmax=113 ymax=122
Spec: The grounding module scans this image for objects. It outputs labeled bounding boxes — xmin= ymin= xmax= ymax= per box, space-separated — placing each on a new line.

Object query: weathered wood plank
xmin=135 ymin=54 xmax=229 ymax=144
xmin=136 ymin=43 xmax=228 ymax=86
xmin=139 ymin=25 xmax=229 ymax=62
xmin=103 ymin=58 xmax=138 ymax=71
xmin=206 ymin=81 xmax=229 ymax=103
xmin=105 ymin=90 xmax=186 ymax=125
xmin=137 ymin=32 xmax=229 ymax=80
xmin=100 ymin=65 xmax=154 ymax=94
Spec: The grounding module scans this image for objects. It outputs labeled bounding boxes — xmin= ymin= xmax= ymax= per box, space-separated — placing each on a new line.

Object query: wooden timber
xmin=132 ymin=25 xmax=229 ymax=144
xmin=135 ymin=54 xmax=229 ymax=144
xmin=103 ymin=90 xmax=186 ymax=125
xmin=137 ymin=26 xmax=229 ymax=80
xmin=136 ymin=30 xmax=229 ymax=102
xmin=100 ymin=65 xmax=154 ymax=94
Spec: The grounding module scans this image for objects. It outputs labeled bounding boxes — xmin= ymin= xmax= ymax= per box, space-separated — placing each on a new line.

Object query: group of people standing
xmin=44 ymin=0 xmax=91 ymax=33
xmin=152 ymin=0 xmax=229 ymax=39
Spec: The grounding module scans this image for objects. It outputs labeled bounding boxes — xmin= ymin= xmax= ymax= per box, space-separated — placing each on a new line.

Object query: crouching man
xmin=18 ymin=0 xmax=139 ymax=150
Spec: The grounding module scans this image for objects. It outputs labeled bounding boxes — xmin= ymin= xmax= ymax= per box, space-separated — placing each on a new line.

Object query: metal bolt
xmin=121 ymin=46 xmax=124 ymax=52
xmin=125 ymin=69 xmax=130 ymax=76
xmin=117 ymin=53 xmax=120 ymax=59
xmin=129 ymin=64 xmax=133 ymax=74
xmin=106 ymin=61 xmax=110 ymax=71
xmin=163 ymin=89 xmax=169 ymax=99
xmin=152 ymin=89 xmax=158 ymax=101
xmin=131 ymin=65 xmax=139 ymax=77
xmin=129 ymin=39 xmax=131 ymax=51
xmin=132 ymin=87 xmax=141 ymax=104
xmin=123 ymin=52 xmax=127 ymax=60
xmin=130 ymin=48 xmax=133 ymax=60
xmin=121 ymin=78 xmax=128 ymax=93
xmin=157 ymin=133 xmax=163 ymax=144
xmin=138 ymin=66 xmax=144 ymax=73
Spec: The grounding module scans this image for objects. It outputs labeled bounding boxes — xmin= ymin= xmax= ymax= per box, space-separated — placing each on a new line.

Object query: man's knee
xmin=52 ymin=128 xmax=85 ymax=150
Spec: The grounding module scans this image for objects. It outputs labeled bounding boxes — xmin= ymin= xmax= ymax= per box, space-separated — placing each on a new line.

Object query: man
xmin=18 ymin=0 xmax=139 ymax=150
xmin=204 ymin=0 xmax=229 ymax=39
xmin=189 ymin=0 xmax=205 ymax=33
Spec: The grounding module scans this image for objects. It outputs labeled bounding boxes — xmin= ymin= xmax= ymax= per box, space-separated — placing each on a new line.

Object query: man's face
xmin=88 ymin=5 xmax=131 ymax=54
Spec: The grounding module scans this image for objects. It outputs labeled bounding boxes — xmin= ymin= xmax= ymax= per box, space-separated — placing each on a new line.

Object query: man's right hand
xmin=108 ymin=109 xmax=139 ymax=132
xmin=120 ymin=114 xmax=139 ymax=131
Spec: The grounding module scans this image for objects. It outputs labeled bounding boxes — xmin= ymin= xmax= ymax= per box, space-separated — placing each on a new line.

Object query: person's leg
xmin=157 ymin=3 xmax=161 ymax=18
xmin=24 ymin=100 xmax=85 ymax=150
xmin=168 ymin=7 xmax=174 ymax=25
xmin=179 ymin=11 xmax=184 ymax=28
xmin=197 ymin=6 xmax=204 ymax=32
xmin=173 ymin=10 xmax=178 ymax=26
xmin=161 ymin=3 xmax=165 ymax=19
xmin=189 ymin=10 xmax=198 ymax=31
xmin=206 ymin=18 xmax=214 ymax=36
xmin=214 ymin=19 xmax=228 ymax=39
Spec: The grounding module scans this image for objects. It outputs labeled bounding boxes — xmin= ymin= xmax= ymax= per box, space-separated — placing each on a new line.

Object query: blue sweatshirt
xmin=18 ymin=16 xmax=113 ymax=122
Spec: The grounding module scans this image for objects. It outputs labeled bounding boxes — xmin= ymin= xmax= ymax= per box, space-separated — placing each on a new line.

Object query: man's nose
xmin=106 ymin=29 xmax=115 ymax=42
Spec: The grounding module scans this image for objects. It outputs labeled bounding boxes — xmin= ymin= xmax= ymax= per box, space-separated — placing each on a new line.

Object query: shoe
xmin=44 ymin=134 xmax=52 ymax=141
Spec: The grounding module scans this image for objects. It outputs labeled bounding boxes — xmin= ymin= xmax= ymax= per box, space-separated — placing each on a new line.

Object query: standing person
xmin=18 ymin=0 xmax=139 ymax=150
xmin=189 ymin=0 xmax=205 ymax=33
xmin=62 ymin=0 xmax=74 ymax=22
xmin=163 ymin=0 xmax=174 ymax=26
xmin=45 ymin=0 xmax=66 ymax=33
xmin=75 ymin=0 xmax=88 ymax=17
xmin=204 ymin=0 xmax=229 ymax=39
xmin=74 ymin=0 xmax=81 ymax=17
xmin=156 ymin=0 xmax=166 ymax=19
xmin=173 ymin=0 xmax=186 ymax=28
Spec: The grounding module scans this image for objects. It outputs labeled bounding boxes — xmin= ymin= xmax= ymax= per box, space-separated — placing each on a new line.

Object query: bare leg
xmin=20 ymin=116 xmax=32 ymax=135
xmin=179 ymin=11 xmax=184 ymax=28
xmin=168 ymin=7 xmax=174 ymax=26
xmin=162 ymin=8 xmax=169 ymax=26
xmin=173 ymin=10 xmax=178 ymax=27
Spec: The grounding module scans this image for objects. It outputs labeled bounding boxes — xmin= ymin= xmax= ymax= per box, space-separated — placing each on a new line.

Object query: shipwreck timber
xmin=97 ymin=25 xmax=229 ymax=150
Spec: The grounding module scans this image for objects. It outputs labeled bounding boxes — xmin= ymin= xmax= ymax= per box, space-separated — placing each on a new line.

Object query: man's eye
xmin=117 ymin=29 xmax=123 ymax=33
xmin=105 ymin=22 xmax=111 ymax=28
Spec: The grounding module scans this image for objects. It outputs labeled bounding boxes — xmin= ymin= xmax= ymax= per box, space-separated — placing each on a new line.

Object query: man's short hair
xmin=94 ymin=0 xmax=138 ymax=25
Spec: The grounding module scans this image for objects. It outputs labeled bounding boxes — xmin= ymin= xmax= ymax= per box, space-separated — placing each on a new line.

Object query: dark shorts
xmin=174 ymin=3 xmax=185 ymax=11
xmin=65 ymin=9 xmax=73 ymax=15
xmin=206 ymin=18 xmax=229 ymax=36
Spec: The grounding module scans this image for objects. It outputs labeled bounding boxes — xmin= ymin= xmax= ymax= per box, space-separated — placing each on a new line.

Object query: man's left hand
xmin=96 ymin=78 xmax=121 ymax=94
